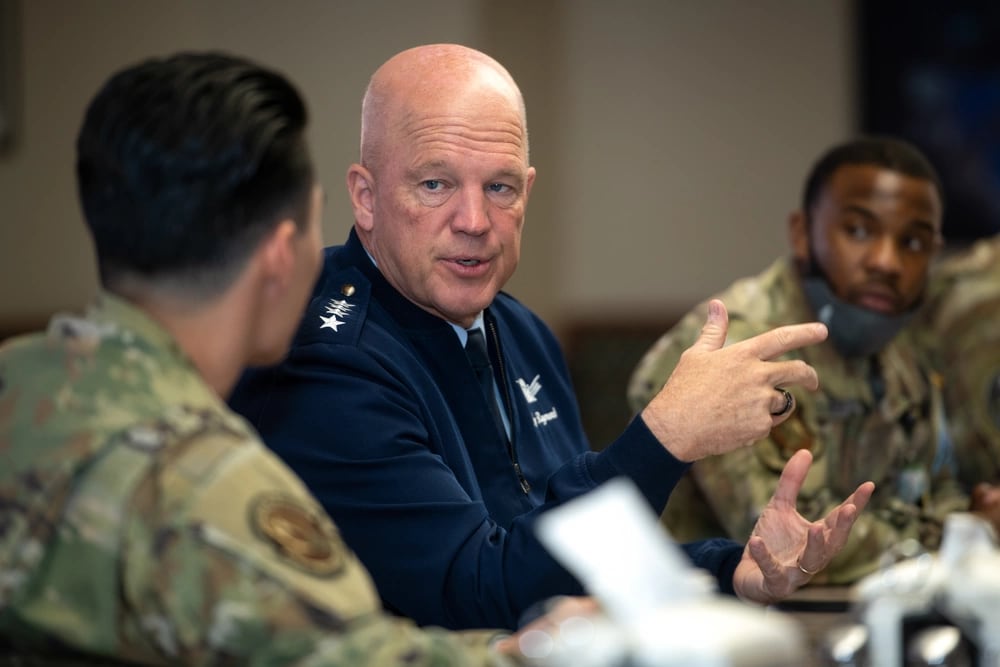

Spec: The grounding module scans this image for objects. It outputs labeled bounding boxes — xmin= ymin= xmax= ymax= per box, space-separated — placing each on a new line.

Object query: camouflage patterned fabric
xmin=627 ymin=257 xmax=968 ymax=584
xmin=918 ymin=234 xmax=1000 ymax=488
xmin=0 ymin=292 xmax=514 ymax=666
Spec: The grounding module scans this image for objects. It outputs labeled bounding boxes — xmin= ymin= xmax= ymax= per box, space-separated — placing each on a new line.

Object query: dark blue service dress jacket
xmin=230 ymin=228 xmax=742 ymax=630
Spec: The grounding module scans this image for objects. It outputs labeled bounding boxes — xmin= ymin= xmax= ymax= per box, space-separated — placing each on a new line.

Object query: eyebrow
xmin=905 ymin=219 xmax=939 ymax=235
xmin=841 ymin=204 xmax=877 ymax=221
xmin=406 ymin=161 xmax=526 ymax=187
xmin=405 ymin=160 xmax=448 ymax=180
xmin=842 ymin=204 xmax=938 ymax=234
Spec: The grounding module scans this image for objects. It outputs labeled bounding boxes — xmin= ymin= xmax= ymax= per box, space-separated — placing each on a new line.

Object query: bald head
xmin=360 ymin=44 xmax=528 ymax=173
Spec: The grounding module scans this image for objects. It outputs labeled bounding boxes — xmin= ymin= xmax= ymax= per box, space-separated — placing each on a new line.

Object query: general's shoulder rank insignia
xmin=319 ymin=297 xmax=355 ymax=333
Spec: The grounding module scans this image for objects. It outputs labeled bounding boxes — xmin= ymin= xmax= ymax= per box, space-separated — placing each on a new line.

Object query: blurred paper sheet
xmin=535 ymin=476 xmax=715 ymax=626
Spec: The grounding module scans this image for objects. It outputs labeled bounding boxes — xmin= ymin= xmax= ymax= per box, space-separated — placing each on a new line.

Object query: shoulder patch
xmin=758 ymin=403 xmax=823 ymax=475
xmin=770 ymin=412 xmax=816 ymax=457
xmin=249 ymin=493 xmax=346 ymax=578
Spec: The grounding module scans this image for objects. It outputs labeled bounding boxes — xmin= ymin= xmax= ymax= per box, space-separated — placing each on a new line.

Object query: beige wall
xmin=0 ymin=0 xmax=853 ymax=337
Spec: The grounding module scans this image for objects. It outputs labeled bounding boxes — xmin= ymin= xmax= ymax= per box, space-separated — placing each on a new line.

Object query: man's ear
xmin=788 ymin=209 xmax=809 ymax=263
xmin=257 ymin=219 xmax=298 ymax=292
xmin=347 ymin=163 xmax=375 ymax=231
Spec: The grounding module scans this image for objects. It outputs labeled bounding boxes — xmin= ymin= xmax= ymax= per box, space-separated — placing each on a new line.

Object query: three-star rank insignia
xmin=249 ymin=493 xmax=346 ymax=577
xmin=319 ymin=297 xmax=355 ymax=333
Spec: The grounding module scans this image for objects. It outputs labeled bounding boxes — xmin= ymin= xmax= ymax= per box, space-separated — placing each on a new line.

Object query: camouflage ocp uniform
xmin=918 ymin=234 xmax=1000 ymax=487
xmin=627 ymin=257 xmax=968 ymax=584
xmin=0 ymin=293 xmax=514 ymax=666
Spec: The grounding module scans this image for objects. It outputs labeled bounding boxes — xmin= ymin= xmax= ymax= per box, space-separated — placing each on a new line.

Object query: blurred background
xmin=1 ymin=0 xmax=997 ymax=446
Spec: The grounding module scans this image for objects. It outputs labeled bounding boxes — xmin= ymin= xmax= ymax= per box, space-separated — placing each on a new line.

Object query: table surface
xmin=772 ymin=585 xmax=858 ymax=667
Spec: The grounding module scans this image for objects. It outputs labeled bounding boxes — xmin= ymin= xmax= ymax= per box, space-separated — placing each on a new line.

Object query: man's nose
xmin=451 ymin=188 xmax=490 ymax=234
xmin=866 ymin=235 xmax=903 ymax=275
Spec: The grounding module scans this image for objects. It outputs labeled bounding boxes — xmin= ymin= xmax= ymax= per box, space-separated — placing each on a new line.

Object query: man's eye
xmin=902 ymin=234 xmax=934 ymax=253
xmin=845 ymin=223 xmax=869 ymax=240
xmin=422 ymin=180 xmax=442 ymax=191
xmin=487 ymin=183 xmax=509 ymax=193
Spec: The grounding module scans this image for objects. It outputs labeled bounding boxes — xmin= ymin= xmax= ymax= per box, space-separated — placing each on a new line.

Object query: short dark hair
xmin=801 ymin=136 xmax=943 ymax=218
xmin=76 ymin=51 xmax=314 ymax=297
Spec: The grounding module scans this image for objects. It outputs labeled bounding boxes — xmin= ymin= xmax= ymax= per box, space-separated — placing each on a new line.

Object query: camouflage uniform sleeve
xmin=119 ymin=430 xmax=516 ymax=667
xmin=912 ymin=372 xmax=979 ymax=542
xmin=921 ymin=235 xmax=1000 ymax=486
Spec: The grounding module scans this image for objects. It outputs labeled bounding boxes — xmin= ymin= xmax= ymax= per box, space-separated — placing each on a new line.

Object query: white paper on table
xmin=534 ymin=476 xmax=715 ymax=626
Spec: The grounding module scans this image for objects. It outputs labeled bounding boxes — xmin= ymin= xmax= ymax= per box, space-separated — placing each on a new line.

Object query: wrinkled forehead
xmin=391 ymin=75 xmax=528 ymax=157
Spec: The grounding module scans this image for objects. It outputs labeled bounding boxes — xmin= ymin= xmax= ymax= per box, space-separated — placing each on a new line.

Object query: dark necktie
xmin=465 ymin=328 xmax=508 ymax=441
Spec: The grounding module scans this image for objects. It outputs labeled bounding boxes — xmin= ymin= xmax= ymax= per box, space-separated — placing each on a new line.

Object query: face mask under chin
xmin=801 ymin=276 xmax=917 ymax=359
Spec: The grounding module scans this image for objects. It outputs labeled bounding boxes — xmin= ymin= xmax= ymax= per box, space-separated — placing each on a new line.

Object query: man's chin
xmin=853 ymin=301 xmax=900 ymax=316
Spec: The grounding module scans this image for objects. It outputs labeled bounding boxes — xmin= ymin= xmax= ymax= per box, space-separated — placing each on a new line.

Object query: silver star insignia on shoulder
xmin=320 ymin=314 xmax=345 ymax=331
xmin=318 ymin=298 xmax=355 ymax=333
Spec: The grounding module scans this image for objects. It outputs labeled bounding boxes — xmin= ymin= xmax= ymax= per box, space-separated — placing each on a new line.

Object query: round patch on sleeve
xmin=249 ymin=494 xmax=346 ymax=577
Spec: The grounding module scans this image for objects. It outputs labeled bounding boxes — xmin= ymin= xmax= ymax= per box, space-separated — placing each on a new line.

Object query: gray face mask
xmin=801 ymin=276 xmax=916 ymax=359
